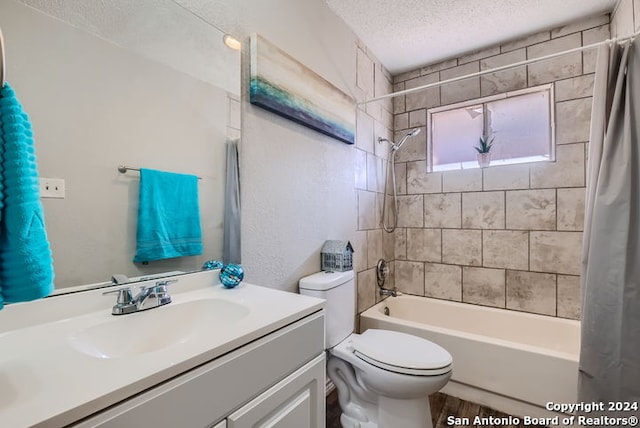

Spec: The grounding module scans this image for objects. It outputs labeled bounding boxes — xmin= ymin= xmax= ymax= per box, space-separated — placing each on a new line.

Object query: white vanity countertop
xmin=0 ymin=270 xmax=325 ymax=428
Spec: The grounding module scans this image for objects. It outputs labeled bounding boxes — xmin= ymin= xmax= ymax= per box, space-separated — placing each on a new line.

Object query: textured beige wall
xmin=359 ymin=14 xmax=611 ymax=320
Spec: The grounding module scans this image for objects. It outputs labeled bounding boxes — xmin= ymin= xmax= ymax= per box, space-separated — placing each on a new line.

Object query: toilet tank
xmin=299 ymin=270 xmax=355 ymax=348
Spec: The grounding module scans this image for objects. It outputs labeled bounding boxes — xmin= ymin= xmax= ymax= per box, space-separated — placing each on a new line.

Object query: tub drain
xmin=383 ymin=306 xmax=390 ymax=316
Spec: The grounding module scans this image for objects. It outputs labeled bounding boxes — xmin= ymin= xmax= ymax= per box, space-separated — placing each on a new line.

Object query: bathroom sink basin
xmin=68 ymin=298 xmax=250 ymax=359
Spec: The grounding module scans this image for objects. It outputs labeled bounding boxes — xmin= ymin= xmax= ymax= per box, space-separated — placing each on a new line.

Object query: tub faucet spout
xmin=380 ymin=287 xmax=402 ymax=297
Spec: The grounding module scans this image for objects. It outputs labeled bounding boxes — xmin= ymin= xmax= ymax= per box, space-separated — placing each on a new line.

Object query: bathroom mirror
xmin=0 ymin=0 xmax=241 ymax=291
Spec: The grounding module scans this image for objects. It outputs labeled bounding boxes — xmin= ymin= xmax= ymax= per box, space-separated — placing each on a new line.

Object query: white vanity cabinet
xmin=70 ymin=311 xmax=325 ymax=428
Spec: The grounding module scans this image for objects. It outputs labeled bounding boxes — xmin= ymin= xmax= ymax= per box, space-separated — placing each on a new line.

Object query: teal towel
xmin=133 ymin=168 xmax=202 ymax=263
xmin=0 ymin=83 xmax=55 ymax=308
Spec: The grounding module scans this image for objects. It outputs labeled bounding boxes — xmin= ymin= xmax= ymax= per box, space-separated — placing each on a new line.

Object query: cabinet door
xmin=227 ymin=354 xmax=325 ymax=428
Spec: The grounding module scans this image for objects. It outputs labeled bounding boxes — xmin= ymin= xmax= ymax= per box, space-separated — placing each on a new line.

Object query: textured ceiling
xmin=324 ymin=0 xmax=618 ymax=74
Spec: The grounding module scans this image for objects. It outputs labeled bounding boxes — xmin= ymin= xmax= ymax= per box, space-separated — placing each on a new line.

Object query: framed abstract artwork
xmin=250 ymin=34 xmax=355 ymax=145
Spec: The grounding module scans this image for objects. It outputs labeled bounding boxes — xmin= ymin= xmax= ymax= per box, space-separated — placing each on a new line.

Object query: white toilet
xmin=299 ymin=270 xmax=452 ymax=428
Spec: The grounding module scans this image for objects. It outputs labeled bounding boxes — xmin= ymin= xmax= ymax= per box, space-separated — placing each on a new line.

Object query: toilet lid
xmin=351 ymin=329 xmax=452 ymax=375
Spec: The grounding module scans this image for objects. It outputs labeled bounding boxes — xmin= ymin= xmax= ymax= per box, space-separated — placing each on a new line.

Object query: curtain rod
xmin=359 ymin=30 xmax=640 ymax=106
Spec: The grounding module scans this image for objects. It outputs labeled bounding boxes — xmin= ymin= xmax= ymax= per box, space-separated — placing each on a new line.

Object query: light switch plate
xmin=40 ymin=178 xmax=65 ymax=198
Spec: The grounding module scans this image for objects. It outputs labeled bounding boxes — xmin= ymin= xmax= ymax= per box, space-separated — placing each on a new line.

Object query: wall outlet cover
xmin=40 ymin=178 xmax=65 ymax=198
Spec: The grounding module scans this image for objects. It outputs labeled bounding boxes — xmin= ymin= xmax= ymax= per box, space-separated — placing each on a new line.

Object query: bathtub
xmin=360 ymin=295 xmax=580 ymax=418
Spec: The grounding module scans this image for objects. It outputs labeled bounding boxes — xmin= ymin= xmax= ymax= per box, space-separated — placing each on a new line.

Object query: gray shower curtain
xmin=223 ymin=139 xmax=241 ymax=264
xmin=579 ymin=40 xmax=640 ymax=407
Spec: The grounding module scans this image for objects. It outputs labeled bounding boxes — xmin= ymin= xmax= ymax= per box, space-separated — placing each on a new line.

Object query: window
xmin=427 ymin=85 xmax=554 ymax=172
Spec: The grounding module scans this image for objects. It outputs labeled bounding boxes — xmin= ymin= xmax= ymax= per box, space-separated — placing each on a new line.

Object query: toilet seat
xmin=351 ymin=329 xmax=452 ymax=376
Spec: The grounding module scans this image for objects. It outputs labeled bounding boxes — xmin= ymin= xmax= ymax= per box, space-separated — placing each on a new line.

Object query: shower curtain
xmin=223 ymin=139 xmax=241 ymax=264
xmin=578 ymin=40 xmax=640 ymax=407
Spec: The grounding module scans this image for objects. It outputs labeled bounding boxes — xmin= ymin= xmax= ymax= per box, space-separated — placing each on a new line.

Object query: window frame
xmin=426 ymin=83 xmax=555 ymax=172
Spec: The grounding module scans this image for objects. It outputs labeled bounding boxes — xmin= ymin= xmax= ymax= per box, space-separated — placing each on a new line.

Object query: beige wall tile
xmin=462 ymin=191 xmax=505 ymax=229
xmin=409 ymin=109 xmax=427 ymax=127
xmin=375 ymin=63 xmax=391 ymax=99
xmin=483 ymin=230 xmax=529 ymax=270
xmin=394 ymin=129 xmax=427 ymax=162
xmin=556 ymin=98 xmax=593 ymax=144
xmin=505 ymin=189 xmax=556 ymax=230
xmin=583 ymin=24 xmax=611 ymax=74
xmin=530 ymin=231 xmax=583 ymax=275
xmin=393 ymin=82 xmax=406 ymax=113
xmin=441 ymin=62 xmax=481 ymax=104
xmin=405 ymin=73 xmax=440 ymax=111
xmin=382 ymin=229 xmax=395 ymax=261
xmin=375 ymin=121 xmax=392 ymax=161
xmin=442 ymin=168 xmax=483 ymax=192
xmin=397 ymin=194 xmax=424 ymax=228
xmin=530 ymin=143 xmax=585 ymax=188
xmin=356 ymin=109 xmax=375 ymax=153
xmin=367 ymin=229 xmax=383 ymax=269
xmin=395 ymin=260 xmax=425 ymax=295
xmin=558 ymin=275 xmax=581 ymax=319
xmin=442 ymin=229 xmax=482 ymax=266
xmin=394 ymin=112 xmax=409 ymax=131
xmin=483 ymin=164 xmax=530 ymax=190
xmin=425 ymin=263 xmax=462 ymax=301
xmin=407 ymin=228 xmax=442 ymax=262
xmin=355 ymin=148 xmax=367 ymax=190
xmin=394 ymin=69 xmax=420 ymax=83
xmin=527 ymin=34 xmax=582 ymax=85
xmin=396 ymin=162 xmax=407 ymax=195
xmin=356 ymin=47 xmax=374 ymax=98
xmin=358 ymin=190 xmax=377 ymax=230
xmin=421 ymin=58 xmax=458 ymax=75
xmin=395 ymin=227 xmax=407 ymax=259
xmin=501 ymin=31 xmax=550 ymax=53
xmin=459 ymin=46 xmax=501 ymax=64
xmin=407 ymin=161 xmax=442 ymax=193
xmin=366 ymin=153 xmax=383 ymax=192
xmin=357 ymin=268 xmax=377 ymax=313
xmin=463 ymin=267 xmax=506 ymax=308
xmin=506 ymin=270 xmax=556 ymax=316
xmin=424 ymin=193 xmax=462 ymax=228
xmin=376 ymin=193 xmax=385 ymax=229
xmin=551 ymin=14 xmax=609 ymax=38
xmin=555 ymin=75 xmax=595 ymax=102
xmin=352 ymin=230 xmax=368 ymax=272
xmin=480 ymin=49 xmax=527 ymax=97
xmin=557 ymin=188 xmax=586 ymax=231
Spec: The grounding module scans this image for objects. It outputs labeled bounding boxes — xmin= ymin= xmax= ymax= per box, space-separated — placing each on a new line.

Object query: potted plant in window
xmin=475 ymin=136 xmax=494 ymax=168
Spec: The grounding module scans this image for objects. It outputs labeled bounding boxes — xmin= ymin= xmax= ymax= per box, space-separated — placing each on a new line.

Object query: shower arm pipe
xmin=358 ymin=30 xmax=640 ymax=106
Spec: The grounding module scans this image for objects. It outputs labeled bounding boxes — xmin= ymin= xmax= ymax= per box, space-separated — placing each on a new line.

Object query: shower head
xmin=394 ymin=127 xmax=421 ymax=150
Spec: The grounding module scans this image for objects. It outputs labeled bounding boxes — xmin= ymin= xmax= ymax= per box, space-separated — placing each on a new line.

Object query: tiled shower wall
xmin=352 ymin=42 xmax=396 ymax=315
xmin=387 ymin=14 xmax=610 ymax=320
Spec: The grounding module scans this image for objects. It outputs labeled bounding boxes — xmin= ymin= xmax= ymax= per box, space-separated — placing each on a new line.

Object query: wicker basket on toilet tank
xmin=321 ymin=240 xmax=354 ymax=272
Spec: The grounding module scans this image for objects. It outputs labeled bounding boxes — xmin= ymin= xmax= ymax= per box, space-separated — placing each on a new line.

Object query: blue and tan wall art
xmin=250 ymin=34 xmax=355 ymax=145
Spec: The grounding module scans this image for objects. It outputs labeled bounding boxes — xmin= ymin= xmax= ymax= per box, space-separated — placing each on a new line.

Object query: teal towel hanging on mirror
xmin=0 ymin=83 xmax=55 ymax=308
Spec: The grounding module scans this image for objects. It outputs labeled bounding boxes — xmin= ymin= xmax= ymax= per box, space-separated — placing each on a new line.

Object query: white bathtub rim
xmin=361 ymin=297 xmax=579 ymax=362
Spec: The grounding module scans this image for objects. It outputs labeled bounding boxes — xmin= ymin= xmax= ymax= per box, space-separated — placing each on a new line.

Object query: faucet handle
xmin=102 ymin=287 xmax=136 ymax=315
xmin=155 ymin=279 xmax=178 ymax=287
xmin=103 ymin=287 xmax=133 ymax=302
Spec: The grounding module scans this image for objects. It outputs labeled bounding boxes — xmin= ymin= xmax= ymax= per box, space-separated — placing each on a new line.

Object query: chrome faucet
xmin=103 ymin=279 xmax=177 ymax=315
xmin=376 ymin=258 xmax=402 ymax=298
xmin=379 ymin=287 xmax=402 ymax=297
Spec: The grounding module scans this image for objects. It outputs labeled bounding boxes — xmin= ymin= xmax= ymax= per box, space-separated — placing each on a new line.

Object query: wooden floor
xmin=326 ymin=390 xmax=547 ymax=428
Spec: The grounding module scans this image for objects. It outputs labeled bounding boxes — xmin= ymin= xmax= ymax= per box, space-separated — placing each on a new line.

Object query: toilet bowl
xmin=298 ymin=271 xmax=452 ymax=428
xmin=328 ymin=329 xmax=451 ymax=428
